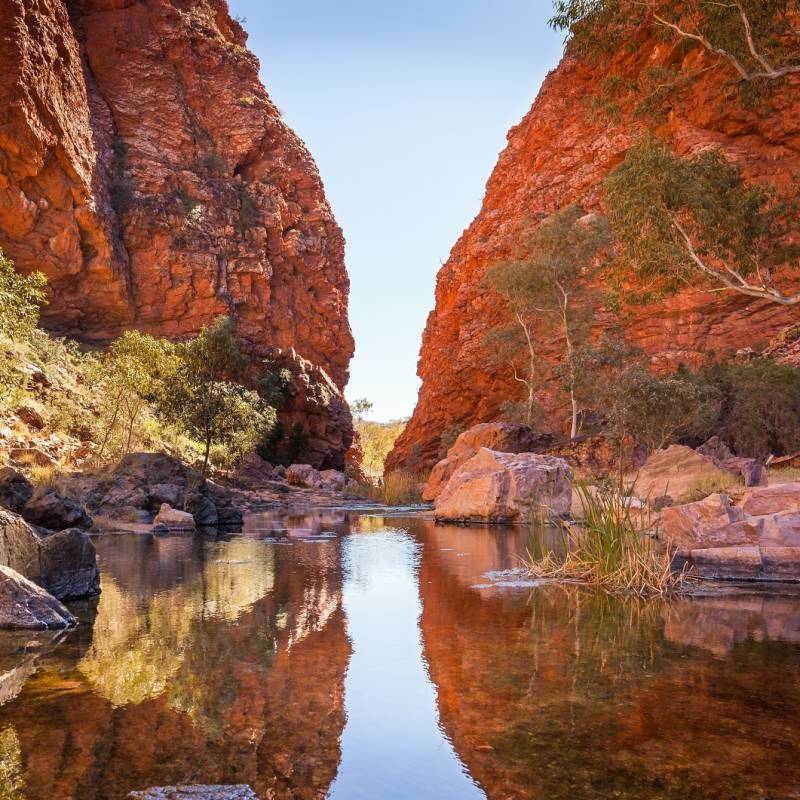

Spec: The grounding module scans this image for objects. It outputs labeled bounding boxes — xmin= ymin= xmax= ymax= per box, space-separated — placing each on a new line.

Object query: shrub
xmin=155 ymin=316 xmax=277 ymax=476
xmin=700 ymin=359 xmax=800 ymax=459
xmin=0 ymin=250 xmax=47 ymax=340
xmin=605 ymin=364 xmax=720 ymax=452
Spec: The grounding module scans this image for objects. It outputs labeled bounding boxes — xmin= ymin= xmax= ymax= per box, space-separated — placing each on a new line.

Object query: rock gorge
xmin=388 ymin=28 xmax=800 ymax=471
xmin=0 ymin=0 xmax=354 ymax=467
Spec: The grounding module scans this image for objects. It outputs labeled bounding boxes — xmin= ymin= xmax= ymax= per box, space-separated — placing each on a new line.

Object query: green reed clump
xmin=528 ymin=483 xmax=686 ymax=597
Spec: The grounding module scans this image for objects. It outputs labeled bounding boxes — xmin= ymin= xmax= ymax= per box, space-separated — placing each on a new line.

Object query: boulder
xmin=22 ymin=489 xmax=93 ymax=531
xmin=633 ymin=445 xmax=731 ymax=503
xmin=10 ymin=448 xmax=54 ymax=468
xmin=320 ymin=469 xmax=347 ymax=492
xmin=153 ymin=504 xmax=196 ymax=532
xmin=663 ymin=481 xmax=800 ymax=580
xmin=286 ymin=464 xmax=324 ymax=489
xmin=720 ymin=456 xmax=767 ymax=488
xmin=434 ymin=448 xmax=573 ymax=524
xmin=0 ymin=468 xmax=33 ymax=513
xmin=0 ymin=509 xmax=99 ymax=599
xmin=739 ymin=483 xmax=800 ymax=516
xmin=0 ymin=565 xmax=76 ymax=630
xmin=15 ymin=403 xmax=45 ymax=430
xmin=38 ymin=528 xmax=101 ymax=599
xmin=424 ymin=423 xmax=551 ymax=502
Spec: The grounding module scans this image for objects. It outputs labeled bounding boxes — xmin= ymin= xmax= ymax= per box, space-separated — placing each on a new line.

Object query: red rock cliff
xmin=388 ymin=30 xmax=800 ymax=471
xmin=0 ymin=0 xmax=354 ymax=465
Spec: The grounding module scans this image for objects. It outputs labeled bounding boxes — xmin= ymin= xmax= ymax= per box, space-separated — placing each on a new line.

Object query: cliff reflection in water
xmin=0 ymin=526 xmax=350 ymax=800
xmin=415 ymin=520 xmax=800 ymax=800
xmin=0 ymin=516 xmax=797 ymax=799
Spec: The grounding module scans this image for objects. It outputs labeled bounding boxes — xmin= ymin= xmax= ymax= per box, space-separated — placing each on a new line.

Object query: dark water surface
xmin=0 ymin=513 xmax=799 ymax=799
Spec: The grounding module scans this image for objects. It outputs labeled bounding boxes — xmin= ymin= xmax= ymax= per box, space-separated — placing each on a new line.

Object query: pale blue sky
xmin=227 ymin=0 xmax=564 ymax=421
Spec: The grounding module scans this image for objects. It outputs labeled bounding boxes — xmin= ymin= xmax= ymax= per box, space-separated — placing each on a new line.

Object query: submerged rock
xmin=128 ymin=786 xmax=258 ymax=800
xmin=0 ymin=565 xmax=76 ymax=630
xmin=434 ymin=448 xmax=573 ymax=524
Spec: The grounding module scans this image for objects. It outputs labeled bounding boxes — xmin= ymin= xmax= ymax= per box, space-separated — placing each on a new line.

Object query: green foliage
xmin=356 ymin=418 xmax=406 ymax=479
xmin=604 ymin=137 xmax=800 ymax=305
xmin=259 ymin=360 xmax=292 ymax=408
xmin=484 ymin=206 xmax=612 ymax=435
xmin=700 ymin=359 xmax=800 ymax=459
xmin=350 ymin=397 xmax=374 ymax=420
xmin=550 ymin=1 xmax=799 ymax=82
xmin=0 ymin=250 xmax=47 ymax=340
xmin=155 ymin=317 xmax=277 ymax=475
xmin=604 ymin=364 xmax=720 ymax=451
xmin=95 ymin=331 xmax=178 ymax=461
xmin=530 ymin=483 xmax=680 ymax=597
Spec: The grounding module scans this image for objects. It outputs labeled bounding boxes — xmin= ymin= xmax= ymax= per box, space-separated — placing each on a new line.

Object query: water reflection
xmin=0 ymin=517 xmax=795 ymax=798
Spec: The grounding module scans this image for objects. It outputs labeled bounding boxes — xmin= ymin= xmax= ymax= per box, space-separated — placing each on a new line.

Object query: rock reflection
xmin=413 ymin=518 xmax=800 ymax=800
xmin=662 ymin=592 xmax=800 ymax=657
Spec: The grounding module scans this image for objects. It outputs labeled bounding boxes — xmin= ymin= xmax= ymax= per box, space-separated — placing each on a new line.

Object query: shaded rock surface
xmin=0 ymin=468 xmax=33 ymax=513
xmin=0 ymin=0 xmax=353 ymax=468
xmin=286 ymin=463 xmax=323 ymax=489
xmin=78 ymin=453 xmax=242 ymax=528
xmin=424 ymin=423 xmax=552 ymax=502
xmin=0 ymin=509 xmax=100 ymax=599
xmin=434 ymin=448 xmax=573 ymax=524
xmin=0 ymin=565 xmax=76 ymax=630
xmin=388 ymin=27 xmax=800 ymax=472
xmin=21 ymin=489 xmax=93 ymax=531
xmin=663 ymin=483 xmax=800 ymax=580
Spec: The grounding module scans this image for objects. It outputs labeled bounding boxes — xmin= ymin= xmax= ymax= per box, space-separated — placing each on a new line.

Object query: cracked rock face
xmin=388 ymin=32 xmax=800 ymax=471
xmin=0 ymin=0 xmax=353 ymax=463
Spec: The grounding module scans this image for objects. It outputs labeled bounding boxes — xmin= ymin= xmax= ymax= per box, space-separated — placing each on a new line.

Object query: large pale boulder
xmin=434 ymin=448 xmax=573 ymax=524
xmin=633 ymin=445 xmax=730 ymax=503
xmin=424 ymin=423 xmax=551 ymax=502
xmin=153 ymin=504 xmax=196 ymax=532
xmin=286 ymin=464 xmax=324 ymax=489
xmin=320 ymin=469 xmax=347 ymax=492
xmin=0 ymin=565 xmax=76 ymax=630
xmin=663 ymin=482 xmax=800 ymax=580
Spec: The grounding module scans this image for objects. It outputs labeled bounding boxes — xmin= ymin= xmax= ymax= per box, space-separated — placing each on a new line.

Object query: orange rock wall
xmin=0 ymin=0 xmax=353 ymax=390
xmin=388 ymin=32 xmax=800 ymax=470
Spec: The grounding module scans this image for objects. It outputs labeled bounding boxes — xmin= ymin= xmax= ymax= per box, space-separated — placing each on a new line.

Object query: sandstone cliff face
xmin=0 ymin=0 xmax=353 ymax=466
xmin=388 ymin=32 xmax=800 ymax=471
